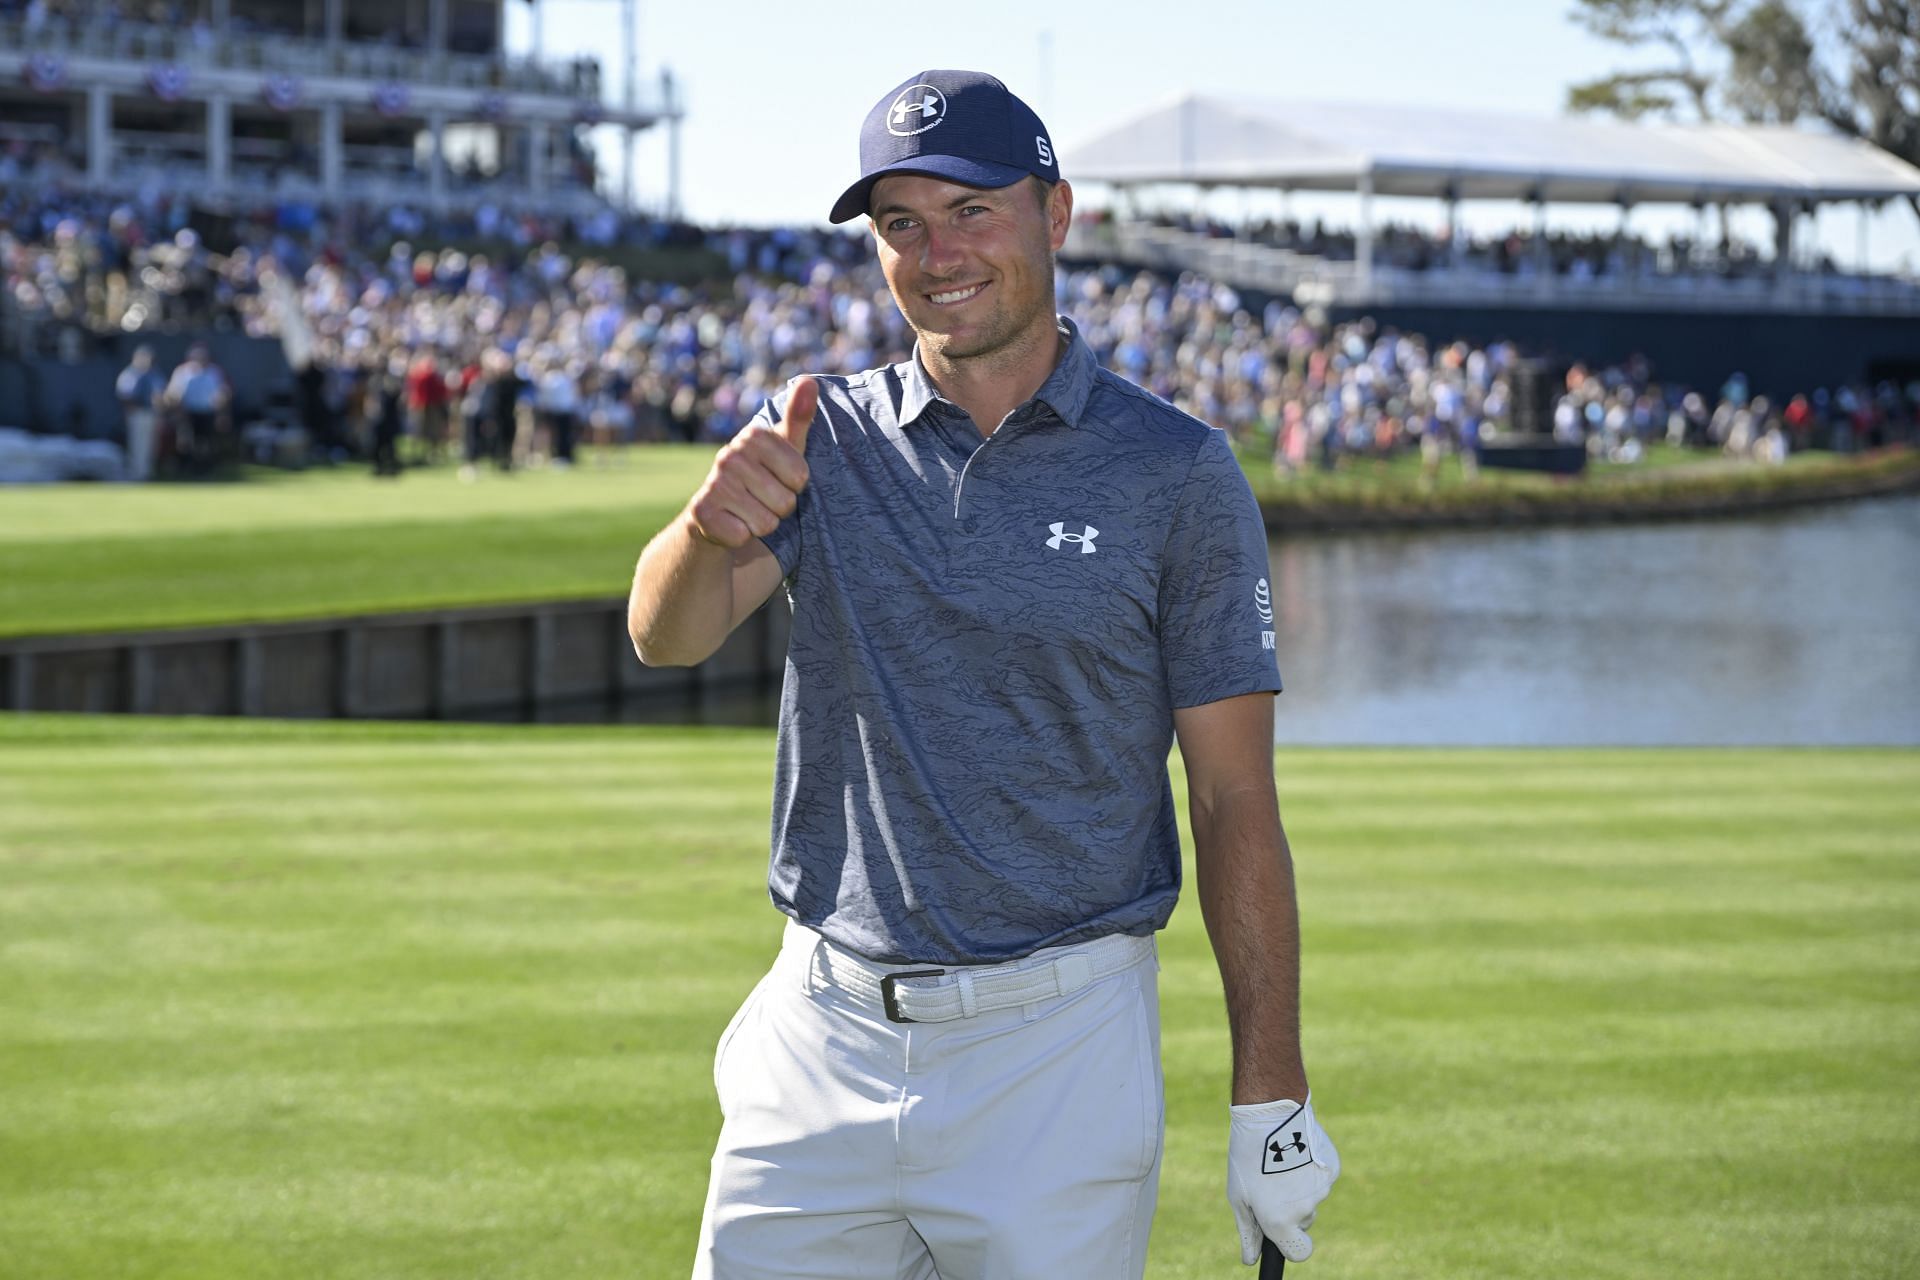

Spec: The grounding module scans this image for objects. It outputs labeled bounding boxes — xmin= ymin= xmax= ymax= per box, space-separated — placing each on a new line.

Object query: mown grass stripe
xmin=0 ymin=715 xmax=1914 ymax=1277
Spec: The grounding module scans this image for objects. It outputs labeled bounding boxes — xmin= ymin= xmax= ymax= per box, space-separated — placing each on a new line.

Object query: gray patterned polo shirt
xmin=757 ymin=316 xmax=1280 ymax=965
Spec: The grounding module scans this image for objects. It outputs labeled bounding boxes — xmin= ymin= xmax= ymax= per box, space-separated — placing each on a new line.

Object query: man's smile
xmin=926 ymin=282 xmax=990 ymax=306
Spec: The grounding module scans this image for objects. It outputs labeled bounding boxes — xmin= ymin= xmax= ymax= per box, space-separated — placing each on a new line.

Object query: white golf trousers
xmin=694 ymin=919 xmax=1165 ymax=1280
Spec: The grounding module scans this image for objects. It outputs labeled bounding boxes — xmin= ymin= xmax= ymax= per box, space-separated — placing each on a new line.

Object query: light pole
xmin=622 ymin=0 xmax=636 ymax=212
xmin=516 ymin=0 xmax=671 ymax=213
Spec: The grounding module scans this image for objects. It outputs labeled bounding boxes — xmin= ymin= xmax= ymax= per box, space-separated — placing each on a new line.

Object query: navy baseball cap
xmin=829 ymin=70 xmax=1060 ymax=224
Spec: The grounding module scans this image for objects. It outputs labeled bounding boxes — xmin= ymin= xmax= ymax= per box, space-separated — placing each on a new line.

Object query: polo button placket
xmin=952 ymin=419 xmax=998 ymax=522
xmin=922 ymin=407 xmax=978 ymax=525
xmin=952 ymin=409 xmax=1043 ymax=522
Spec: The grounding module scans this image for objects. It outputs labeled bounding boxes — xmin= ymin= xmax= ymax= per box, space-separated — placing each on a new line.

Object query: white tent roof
xmin=1066 ymin=97 xmax=1920 ymax=205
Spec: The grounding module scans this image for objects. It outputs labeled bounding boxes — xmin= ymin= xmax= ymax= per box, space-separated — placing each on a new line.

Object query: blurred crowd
xmin=4 ymin=188 xmax=1917 ymax=484
xmin=1065 ymin=265 xmax=1916 ymax=476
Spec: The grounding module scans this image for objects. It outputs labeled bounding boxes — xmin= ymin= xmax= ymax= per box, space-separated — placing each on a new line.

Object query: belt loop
xmin=1053 ymin=953 xmax=1093 ymax=997
xmin=803 ymin=932 xmax=826 ymax=997
xmin=956 ymin=969 xmax=979 ymax=1019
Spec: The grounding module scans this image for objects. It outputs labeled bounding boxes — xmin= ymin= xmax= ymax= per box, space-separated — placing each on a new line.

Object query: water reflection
xmin=1269 ymin=495 xmax=1919 ymax=745
xmin=464 ymin=497 xmax=1919 ymax=747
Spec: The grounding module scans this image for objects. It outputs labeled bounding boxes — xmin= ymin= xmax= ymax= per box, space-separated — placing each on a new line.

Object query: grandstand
xmin=1066 ymin=99 xmax=1920 ymax=397
xmin=0 ymin=0 xmax=679 ymax=214
xmin=0 ymin=0 xmax=692 ymax=453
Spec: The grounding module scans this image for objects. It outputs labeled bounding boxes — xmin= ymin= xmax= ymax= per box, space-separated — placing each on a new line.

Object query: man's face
xmin=869 ymin=174 xmax=1072 ymax=364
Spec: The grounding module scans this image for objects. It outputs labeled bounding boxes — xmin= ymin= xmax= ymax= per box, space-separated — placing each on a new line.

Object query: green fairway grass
xmin=6 ymin=445 xmax=1914 ymax=640
xmin=0 ymin=451 xmax=716 ymax=638
xmin=1 ymin=715 xmax=1914 ymax=1278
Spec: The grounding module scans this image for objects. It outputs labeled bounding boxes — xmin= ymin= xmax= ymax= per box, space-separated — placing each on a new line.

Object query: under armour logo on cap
xmin=888 ymin=84 xmax=947 ymax=136
xmin=830 ymin=69 xmax=1061 ymax=223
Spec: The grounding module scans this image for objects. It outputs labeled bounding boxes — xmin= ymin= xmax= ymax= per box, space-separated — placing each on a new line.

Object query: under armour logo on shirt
xmin=1046 ymin=522 xmax=1099 ymax=553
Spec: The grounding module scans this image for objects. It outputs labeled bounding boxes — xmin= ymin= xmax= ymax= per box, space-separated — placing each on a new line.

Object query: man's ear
xmin=1048 ymin=179 xmax=1075 ymax=252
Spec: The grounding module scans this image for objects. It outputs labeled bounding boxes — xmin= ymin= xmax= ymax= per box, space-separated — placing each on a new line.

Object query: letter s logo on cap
xmin=1036 ymin=135 xmax=1053 ymax=166
xmin=888 ymin=84 xmax=948 ymax=136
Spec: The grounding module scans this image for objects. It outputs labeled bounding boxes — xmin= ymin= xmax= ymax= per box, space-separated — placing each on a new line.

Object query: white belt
xmin=810 ymin=930 xmax=1155 ymax=1024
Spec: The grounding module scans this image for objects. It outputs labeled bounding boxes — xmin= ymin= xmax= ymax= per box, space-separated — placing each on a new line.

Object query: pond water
xmin=1265 ymin=495 xmax=1919 ymax=746
xmin=510 ymin=496 xmax=1918 ymax=747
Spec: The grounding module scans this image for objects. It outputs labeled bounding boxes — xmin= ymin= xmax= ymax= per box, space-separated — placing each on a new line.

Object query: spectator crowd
xmin=4 ymin=186 xmax=1918 ymax=485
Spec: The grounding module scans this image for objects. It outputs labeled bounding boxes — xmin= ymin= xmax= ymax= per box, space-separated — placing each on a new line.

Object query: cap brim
xmin=828 ymin=155 xmax=1033 ymax=224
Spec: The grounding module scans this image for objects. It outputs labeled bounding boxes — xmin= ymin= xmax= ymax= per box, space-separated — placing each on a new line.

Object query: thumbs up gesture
xmin=688 ymin=376 xmax=816 ymax=550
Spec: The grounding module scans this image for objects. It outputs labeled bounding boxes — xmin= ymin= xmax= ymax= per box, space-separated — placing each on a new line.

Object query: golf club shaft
xmin=1261 ymin=1238 xmax=1285 ymax=1278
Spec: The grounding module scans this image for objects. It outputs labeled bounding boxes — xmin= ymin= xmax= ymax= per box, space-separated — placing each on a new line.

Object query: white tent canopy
xmin=1066 ymin=97 xmax=1920 ymax=207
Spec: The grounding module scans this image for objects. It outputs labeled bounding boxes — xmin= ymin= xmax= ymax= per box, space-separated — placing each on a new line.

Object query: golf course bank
xmin=0 ymin=594 xmax=788 ymax=721
xmin=2 ymin=443 xmax=1914 ymax=645
xmin=2 ymin=445 xmax=1915 ymax=726
xmin=1250 ymin=443 xmax=1920 ymax=533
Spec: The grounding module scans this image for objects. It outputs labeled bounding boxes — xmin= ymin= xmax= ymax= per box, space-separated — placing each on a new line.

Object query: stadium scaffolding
xmin=1064 ymin=98 xmax=1920 ymax=317
xmin=0 ymin=0 xmax=682 ymax=215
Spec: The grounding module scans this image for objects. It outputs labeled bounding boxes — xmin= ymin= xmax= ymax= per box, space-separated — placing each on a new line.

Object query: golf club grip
xmin=1260 ymin=1238 xmax=1285 ymax=1278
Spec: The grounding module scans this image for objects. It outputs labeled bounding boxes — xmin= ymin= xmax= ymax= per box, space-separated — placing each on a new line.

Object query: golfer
xmin=629 ymin=68 xmax=1337 ymax=1280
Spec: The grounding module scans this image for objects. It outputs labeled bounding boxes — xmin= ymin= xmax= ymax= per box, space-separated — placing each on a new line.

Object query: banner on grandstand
xmin=372 ymin=82 xmax=411 ymax=117
xmin=147 ymin=63 xmax=189 ymax=102
xmin=261 ymin=74 xmax=303 ymax=112
xmin=24 ymin=53 xmax=67 ymax=93
xmin=474 ymin=91 xmax=508 ymax=121
xmin=572 ymin=99 xmax=604 ymax=126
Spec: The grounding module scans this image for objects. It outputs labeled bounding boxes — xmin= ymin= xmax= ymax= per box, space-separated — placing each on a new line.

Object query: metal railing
xmin=89 ymin=157 xmax=611 ymax=216
xmin=0 ymin=13 xmax=638 ymax=105
xmin=1 ymin=132 xmax=610 ymax=214
xmin=1068 ymin=222 xmax=1920 ymax=317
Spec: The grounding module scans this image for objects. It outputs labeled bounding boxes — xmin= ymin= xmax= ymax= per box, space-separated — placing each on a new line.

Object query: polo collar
xmin=899 ymin=347 xmax=946 ymax=429
xmin=898 ymin=315 xmax=1097 ymax=430
xmin=1036 ymin=316 xmax=1096 ymax=428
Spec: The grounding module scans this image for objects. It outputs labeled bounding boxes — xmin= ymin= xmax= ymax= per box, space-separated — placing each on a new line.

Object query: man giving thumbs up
xmin=628 ymin=68 xmax=1335 ymax=1280
xmin=627 ymin=376 xmax=815 ymax=665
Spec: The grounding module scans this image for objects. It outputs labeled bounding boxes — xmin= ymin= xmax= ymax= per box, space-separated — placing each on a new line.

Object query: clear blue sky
xmin=508 ymin=0 xmax=1919 ymax=274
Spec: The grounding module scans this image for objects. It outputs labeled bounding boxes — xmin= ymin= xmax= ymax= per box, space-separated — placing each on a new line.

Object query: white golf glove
xmin=1226 ymin=1094 xmax=1339 ymax=1265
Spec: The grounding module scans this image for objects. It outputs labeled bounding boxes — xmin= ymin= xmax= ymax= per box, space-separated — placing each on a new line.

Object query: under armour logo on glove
xmin=1265 ymin=1130 xmax=1311 ymax=1173
xmin=1046 ymin=522 xmax=1099 ymax=553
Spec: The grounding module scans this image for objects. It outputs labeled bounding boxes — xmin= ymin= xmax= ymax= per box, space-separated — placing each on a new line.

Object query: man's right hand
xmin=687 ymin=375 xmax=817 ymax=549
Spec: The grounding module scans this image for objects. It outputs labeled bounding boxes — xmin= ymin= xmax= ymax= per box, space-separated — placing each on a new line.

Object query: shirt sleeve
xmin=1157 ymin=428 xmax=1282 ymax=707
xmin=753 ymin=379 xmax=811 ymax=580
